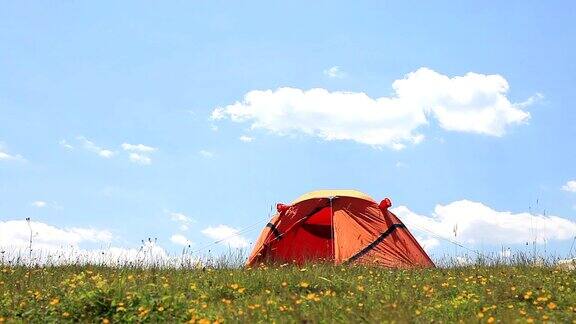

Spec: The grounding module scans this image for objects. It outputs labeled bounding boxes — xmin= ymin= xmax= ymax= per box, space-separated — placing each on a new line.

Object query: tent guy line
xmin=404 ymin=221 xmax=493 ymax=261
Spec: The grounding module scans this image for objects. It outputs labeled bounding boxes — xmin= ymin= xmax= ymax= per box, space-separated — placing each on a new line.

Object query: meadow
xmin=1 ymin=258 xmax=576 ymax=323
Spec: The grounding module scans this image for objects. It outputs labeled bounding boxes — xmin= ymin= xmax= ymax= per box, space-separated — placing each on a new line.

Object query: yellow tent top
xmin=291 ymin=189 xmax=376 ymax=204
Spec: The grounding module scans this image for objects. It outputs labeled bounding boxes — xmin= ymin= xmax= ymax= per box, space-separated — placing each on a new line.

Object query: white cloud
xmin=170 ymin=234 xmax=192 ymax=246
xmin=128 ymin=153 xmax=151 ymax=165
xmin=168 ymin=212 xmax=195 ymax=231
xmin=77 ymin=136 xmax=115 ymax=158
xmin=395 ymin=161 xmax=408 ymax=168
xmin=239 ymin=135 xmax=254 ymax=143
xmin=0 ymin=144 xmax=25 ymax=162
xmin=0 ymin=240 xmax=176 ymax=267
xmin=31 ymin=201 xmax=47 ymax=208
xmin=212 ymin=68 xmax=537 ymax=148
xmin=170 ymin=212 xmax=192 ymax=223
xmin=500 ymin=248 xmax=512 ymax=258
xmin=201 ymin=225 xmax=249 ymax=248
xmin=199 ymin=150 xmax=214 ymax=158
xmin=0 ymin=220 xmax=202 ymax=267
xmin=416 ymin=236 xmax=440 ymax=251
xmin=121 ymin=143 xmax=157 ymax=165
xmin=455 ymin=256 xmax=473 ymax=266
xmin=323 ymin=66 xmax=346 ymax=78
xmin=68 ymin=139 xmax=158 ymax=164
xmin=99 ymin=150 xmax=114 ymax=158
xmin=562 ymin=180 xmax=576 ymax=193
xmin=121 ymin=143 xmax=157 ymax=153
xmin=59 ymin=139 xmax=74 ymax=150
xmin=0 ymin=219 xmax=112 ymax=249
xmin=393 ymin=200 xmax=576 ymax=246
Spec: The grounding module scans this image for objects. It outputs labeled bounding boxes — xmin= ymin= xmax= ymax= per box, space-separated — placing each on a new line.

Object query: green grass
xmin=1 ymin=263 xmax=576 ymax=323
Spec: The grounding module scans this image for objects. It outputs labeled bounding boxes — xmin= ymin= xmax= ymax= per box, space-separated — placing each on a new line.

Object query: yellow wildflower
xmin=138 ymin=307 xmax=149 ymax=317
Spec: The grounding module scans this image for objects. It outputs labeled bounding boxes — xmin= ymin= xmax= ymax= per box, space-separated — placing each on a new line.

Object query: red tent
xmin=247 ymin=190 xmax=434 ymax=268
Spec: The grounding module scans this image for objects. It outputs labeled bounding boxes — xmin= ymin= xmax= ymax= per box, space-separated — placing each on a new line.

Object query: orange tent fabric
xmin=247 ymin=190 xmax=434 ymax=268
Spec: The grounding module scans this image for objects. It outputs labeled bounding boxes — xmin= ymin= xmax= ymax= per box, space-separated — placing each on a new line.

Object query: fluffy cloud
xmin=169 ymin=212 xmax=195 ymax=231
xmin=0 ymin=220 xmax=202 ymax=267
xmin=0 ymin=220 xmax=200 ymax=267
xmin=395 ymin=161 xmax=408 ymax=168
xmin=31 ymin=201 xmax=47 ymax=208
xmin=323 ymin=66 xmax=346 ymax=79
xmin=59 ymin=139 xmax=74 ymax=150
xmin=128 ymin=153 xmax=151 ymax=165
xmin=393 ymin=200 xmax=576 ymax=247
xmin=122 ymin=143 xmax=157 ymax=165
xmin=562 ymin=180 xmax=576 ymax=193
xmin=212 ymin=68 xmax=538 ymax=148
xmin=199 ymin=150 xmax=214 ymax=159
xmin=121 ymin=143 xmax=157 ymax=153
xmin=170 ymin=234 xmax=192 ymax=246
xmin=416 ymin=236 xmax=440 ymax=251
xmin=201 ymin=225 xmax=249 ymax=248
xmin=0 ymin=144 xmax=25 ymax=162
xmin=0 ymin=219 xmax=112 ymax=250
xmin=66 ymin=138 xmax=158 ymax=164
xmin=239 ymin=135 xmax=254 ymax=143
xmin=77 ymin=136 xmax=115 ymax=158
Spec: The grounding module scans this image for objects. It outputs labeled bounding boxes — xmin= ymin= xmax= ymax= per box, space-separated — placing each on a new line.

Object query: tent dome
xmin=247 ymin=190 xmax=434 ymax=268
xmin=291 ymin=189 xmax=376 ymax=204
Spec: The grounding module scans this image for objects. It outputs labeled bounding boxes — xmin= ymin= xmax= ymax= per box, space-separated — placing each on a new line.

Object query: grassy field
xmin=1 ymin=262 xmax=576 ymax=323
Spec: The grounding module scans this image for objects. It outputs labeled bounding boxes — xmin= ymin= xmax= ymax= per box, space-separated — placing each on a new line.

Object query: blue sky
xmin=1 ymin=1 xmax=576 ymax=261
